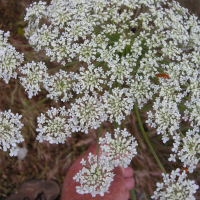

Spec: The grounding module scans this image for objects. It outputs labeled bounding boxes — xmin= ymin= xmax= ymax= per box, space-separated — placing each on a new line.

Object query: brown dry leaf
xmin=47 ymin=164 xmax=59 ymax=180
xmin=62 ymin=152 xmax=74 ymax=172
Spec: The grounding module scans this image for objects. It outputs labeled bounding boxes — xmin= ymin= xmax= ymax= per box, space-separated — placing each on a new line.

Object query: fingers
xmin=124 ymin=167 xmax=134 ymax=200
xmin=62 ymin=144 xmax=135 ymax=200
xmin=125 ymin=177 xmax=135 ymax=190
xmin=124 ymin=167 xmax=135 ymax=190
xmin=124 ymin=167 xmax=134 ymax=178
xmin=126 ymin=190 xmax=130 ymax=200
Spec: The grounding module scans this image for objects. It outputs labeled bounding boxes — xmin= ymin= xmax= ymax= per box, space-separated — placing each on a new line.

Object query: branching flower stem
xmin=47 ymin=61 xmax=81 ymax=73
xmin=22 ymin=97 xmax=49 ymax=117
xmin=22 ymin=58 xmax=51 ymax=64
xmin=134 ymin=102 xmax=166 ymax=174
xmin=96 ymin=122 xmax=103 ymax=162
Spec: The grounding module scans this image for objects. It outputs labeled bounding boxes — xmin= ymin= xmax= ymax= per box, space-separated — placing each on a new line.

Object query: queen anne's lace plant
xmin=0 ymin=110 xmax=24 ymax=156
xmin=99 ymin=128 xmax=138 ymax=168
xmin=36 ymin=106 xmax=71 ymax=144
xmin=152 ymin=168 xmax=199 ymax=200
xmin=73 ymin=153 xmax=115 ymax=197
xmin=2 ymin=0 xmax=200 ymax=197
xmin=0 ymin=31 xmax=24 ymax=84
xmin=19 ymin=61 xmax=48 ymax=98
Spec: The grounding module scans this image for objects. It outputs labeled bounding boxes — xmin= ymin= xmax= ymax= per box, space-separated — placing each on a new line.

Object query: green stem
xmin=134 ymin=102 xmax=166 ymax=174
xmin=22 ymin=97 xmax=49 ymax=117
xmin=47 ymin=61 xmax=81 ymax=73
xmin=129 ymin=188 xmax=136 ymax=200
xmin=13 ymin=44 xmax=36 ymax=47
xmin=22 ymin=58 xmax=51 ymax=64
xmin=178 ymin=129 xmax=185 ymax=138
xmin=94 ymin=61 xmax=104 ymax=68
xmin=96 ymin=123 xmax=103 ymax=161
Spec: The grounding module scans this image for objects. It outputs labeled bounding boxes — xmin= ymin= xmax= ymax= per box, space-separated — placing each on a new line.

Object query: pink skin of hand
xmin=62 ymin=144 xmax=135 ymax=200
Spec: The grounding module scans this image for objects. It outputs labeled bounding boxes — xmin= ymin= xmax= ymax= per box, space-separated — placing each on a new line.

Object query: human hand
xmin=62 ymin=144 xmax=135 ymax=200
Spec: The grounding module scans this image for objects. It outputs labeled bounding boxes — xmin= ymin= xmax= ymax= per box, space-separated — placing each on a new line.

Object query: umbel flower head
xmin=152 ymin=168 xmax=199 ymax=200
xmin=0 ymin=110 xmax=24 ymax=156
xmin=0 ymin=31 xmax=24 ymax=84
xmin=169 ymin=128 xmax=200 ymax=173
xmin=99 ymin=128 xmax=138 ymax=168
xmin=68 ymin=92 xmax=107 ymax=133
xmin=73 ymin=153 xmax=115 ymax=197
xmin=43 ymin=69 xmax=75 ymax=102
xmin=23 ymin=0 xmax=200 ymax=134
xmin=10 ymin=0 xmax=200 ymax=197
xmin=36 ymin=106 xmax=71 ymax=144
xmin=178 ymin=129 xmax=200 ymax=173
xmin=19 ymin=61 xmax=48 ymax=98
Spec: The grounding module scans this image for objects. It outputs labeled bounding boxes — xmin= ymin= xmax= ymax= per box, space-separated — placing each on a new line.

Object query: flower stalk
xmin=134 ymin=102 xmax=166 ymax=174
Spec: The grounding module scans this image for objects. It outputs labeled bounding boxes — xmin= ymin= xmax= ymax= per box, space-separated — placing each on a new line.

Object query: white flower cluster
xmin=74 ymin=128 xmax=137 ymax=197
xmin=36 ymin=106 xmax=70 ymax=144
xmin=0 ymin=31 xmax=24 ymax=83
xmin=0 ymin=110 xmax=24 ymax=156
xmin=68 ymin=92 xmax=107 ymax=133
xmin=23 ymin=0 xmax=200 ymax=137
xmin=99 ymin=128 xmax=138 ymax=168
xmin=73 ymin=153 xmax=115 ymax=197
xmin=2 ymin=0 xmax=200 ymax=197
xmin=44 ymin=70 xmax=74 ymax=102
xmin=169 ymin=129 xmax=200 ymax=173
xmin=152 ymin=169 xmax=199 ymax=200
xmin=103 ymin=88 xmax=134 ymax=125
xmin=19 ymin=61 xmax=48 ymax=98
xmin=22 ymin=0 xmax=200 ymax=196
xmin=73 ymin=64 xmax=106 ymax=94
xmin=146 ymin=98 xmax=181 ymax=143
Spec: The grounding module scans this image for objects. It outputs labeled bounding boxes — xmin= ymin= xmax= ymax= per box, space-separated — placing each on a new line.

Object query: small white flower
xmin=178 ymin=129 xmax=200 ymax=173
xmin=129 ymin=75 xmax=158 ymax=109
xmin=80 ymin=158 xmax=86 ymax=165
xmin=146 ymin=98 xmax=181 ymax=142
xmin=44 ymin=70 xmax=75 ymax=102
xmin=73 ymin=64 xmax=106 ymax=94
